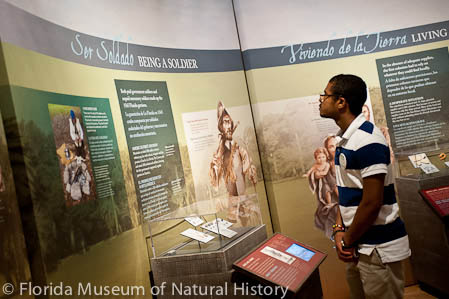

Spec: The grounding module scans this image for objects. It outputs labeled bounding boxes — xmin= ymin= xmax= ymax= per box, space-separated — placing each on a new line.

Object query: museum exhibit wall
xmin=0 ymin=104 xmax=32 ymax=298
xmin=1 ymin=0 xmax=448 ymax=298
xmin=0 ymin=1 xmax=273 ymax=297
xmin=233 ymin=0 xmax=449 ymax=298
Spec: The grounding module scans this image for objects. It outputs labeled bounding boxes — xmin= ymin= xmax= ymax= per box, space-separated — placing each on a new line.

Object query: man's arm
xmin=238 ymin=144 xmax=257 ymax=185
xmin=334 ymin=205 xmax=355 ymax=262
xmin=343 ymin=173 xmax=385 ymax=247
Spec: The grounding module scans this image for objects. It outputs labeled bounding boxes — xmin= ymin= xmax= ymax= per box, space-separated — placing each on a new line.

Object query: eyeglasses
xmin=319 ymin=93 xmax=341 ymax=103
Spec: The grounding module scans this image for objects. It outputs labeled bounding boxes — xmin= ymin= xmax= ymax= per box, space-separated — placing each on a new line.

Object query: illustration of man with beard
xmin=209 ymin=101 xmax=259 ymax=226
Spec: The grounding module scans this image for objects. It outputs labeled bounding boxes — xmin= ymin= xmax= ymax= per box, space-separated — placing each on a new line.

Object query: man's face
xmin=326 ymin=138 xmax=337 ymax=157
xmin=222 ymin=115 xmax=233 ymax=140
xmin=319 ymin=82 xmax=339 ymax=119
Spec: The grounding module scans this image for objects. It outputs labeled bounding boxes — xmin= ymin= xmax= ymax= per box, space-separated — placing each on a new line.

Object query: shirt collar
xmin=336 ymin=113 xmax=366 ymax=144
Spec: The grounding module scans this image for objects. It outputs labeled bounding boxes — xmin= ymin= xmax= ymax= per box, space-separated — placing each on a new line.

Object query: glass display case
xmin=394 ymin=145 xmax=449 ymax=178
xmin=143 ymin=193 xmax=264 ymax=259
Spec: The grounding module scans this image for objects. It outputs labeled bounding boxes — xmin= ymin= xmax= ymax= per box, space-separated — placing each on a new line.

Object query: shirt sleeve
xmin=356 ymin=143 xmax=390 ymax=178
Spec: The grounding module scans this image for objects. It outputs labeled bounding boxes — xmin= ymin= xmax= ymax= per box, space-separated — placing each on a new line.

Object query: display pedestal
xmin=396 ymin=173 xmax=449 ymax=297
xmin=150 ymin=225 xmax=267 ymax=298
xmin=232 ymin=233 xmax=326 ymax=299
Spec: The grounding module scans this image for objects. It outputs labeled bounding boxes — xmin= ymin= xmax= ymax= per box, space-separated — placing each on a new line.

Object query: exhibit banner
xmin=0 ymin=0 xmax=273 ymax=296
xmin=0 ymin=1 xmax=243 ymax=74
xmin=115 ymin=80 xmax=185 ymax=221
xmin=376 ymin=47 xmax=449 ymax=152
xmin=242 ymin=20 xmax=449 ymax=70
xmin=232 ymin=1 xmax=449 ymax=296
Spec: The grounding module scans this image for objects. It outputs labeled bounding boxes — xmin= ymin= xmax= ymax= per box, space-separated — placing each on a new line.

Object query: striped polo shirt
xmin=335 ymin=113 xmax=410 ymax=263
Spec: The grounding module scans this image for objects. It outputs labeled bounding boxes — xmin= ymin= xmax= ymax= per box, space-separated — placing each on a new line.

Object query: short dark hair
xmin=328 ymin=74 xmax=367 ymax=116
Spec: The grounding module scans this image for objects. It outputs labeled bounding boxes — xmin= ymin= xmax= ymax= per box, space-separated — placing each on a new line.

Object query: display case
xmin=395 ymin=148 xmax=449 ymax=297
xmin=144 ymin=191 xmax=267 ymax=298
xmin=144 ymin=193 xmax=263 ymax=258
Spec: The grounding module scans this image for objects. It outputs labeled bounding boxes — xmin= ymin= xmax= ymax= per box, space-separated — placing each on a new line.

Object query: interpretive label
xmin=184 ymin=216 xmax=204 ymax=227
xmin=420 ymin=185 xmax=449 ymax=218
xmin=376 ymin=47 xmax=449 ymax=151
xmin=82 ymin=106 xmax=117 ymax=200
xmin=115 ymin=80 xmax=185 ymax=220
xmin=233 ymin=233 xmax=326 ymax=293
xmin=180 ymin=228 xmax=214 ymax=243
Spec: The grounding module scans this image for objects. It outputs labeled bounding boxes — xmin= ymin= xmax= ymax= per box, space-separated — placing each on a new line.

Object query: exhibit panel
xmin=1 ymin=1 xmax=448 ymax=298
xmin=0 ymin=1 xmax=272 ymax=298
xmin=233 ymin=0 xmax=449 ymax=298
xmin=376 ymin=47 xmax=449 ymax=154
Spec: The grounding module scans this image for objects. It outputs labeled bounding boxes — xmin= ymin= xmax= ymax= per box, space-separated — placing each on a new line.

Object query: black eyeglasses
xmin=319 ymin=93 xmax=341 ymax=103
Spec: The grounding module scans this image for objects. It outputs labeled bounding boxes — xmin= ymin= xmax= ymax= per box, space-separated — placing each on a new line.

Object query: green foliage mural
xmin=1 ymin=86 xmax=132 ymax=273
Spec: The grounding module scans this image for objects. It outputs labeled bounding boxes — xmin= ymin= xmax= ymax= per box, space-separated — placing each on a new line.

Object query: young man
xmin=319 ymin=74 xmax=410 ymax=299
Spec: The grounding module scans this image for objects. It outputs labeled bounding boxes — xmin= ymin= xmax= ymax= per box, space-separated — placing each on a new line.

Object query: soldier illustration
xmin=209 ymin=101 xmax=259 ymax=226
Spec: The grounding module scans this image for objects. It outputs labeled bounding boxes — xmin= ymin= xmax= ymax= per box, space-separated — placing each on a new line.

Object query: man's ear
xmin=336 ymin=96 xmax=347 ymax=110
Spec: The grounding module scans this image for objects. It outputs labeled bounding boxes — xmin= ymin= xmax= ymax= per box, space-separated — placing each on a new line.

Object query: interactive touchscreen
xmin=286 ymin=243 xmax=315 ymax=262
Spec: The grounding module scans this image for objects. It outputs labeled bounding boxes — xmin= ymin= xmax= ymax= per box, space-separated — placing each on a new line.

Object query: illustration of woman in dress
xmin=306 ymin=146 xmax=338 ymax=239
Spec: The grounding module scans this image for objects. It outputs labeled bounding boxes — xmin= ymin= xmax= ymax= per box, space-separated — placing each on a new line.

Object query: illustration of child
xmin=306 ymin=147 xmax=333 ymax=205
xmin=306 ymin=147 xmax=338 ymax=239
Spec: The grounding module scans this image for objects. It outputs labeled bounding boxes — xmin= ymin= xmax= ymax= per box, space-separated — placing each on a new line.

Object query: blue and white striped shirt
xmin=335 ymin=113 xmax=410 ymax=263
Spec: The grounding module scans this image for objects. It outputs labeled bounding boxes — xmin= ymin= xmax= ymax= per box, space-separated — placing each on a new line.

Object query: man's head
xmin=217 ymin=101 xmax=234 ymax=140
xmin=319 ymin=74 xmax=367 ymax=119
xmin=323 ymin=135 xmax=337 ymax=158
xmin=221 ymin=113 xmax=233 ymax=140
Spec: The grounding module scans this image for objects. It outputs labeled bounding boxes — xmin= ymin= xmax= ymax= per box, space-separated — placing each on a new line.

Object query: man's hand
xmin=209 ymin=154 xmax=223 ymax=187
xmin=248 ymin=165 xmax=257 ymax=185
xmin=334 ymin=232 xmax=357 ymax=263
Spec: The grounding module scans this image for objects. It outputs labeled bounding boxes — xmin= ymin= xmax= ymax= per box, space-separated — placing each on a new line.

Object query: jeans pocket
xmin=372 ymin=249 xmax=386 ymax=268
